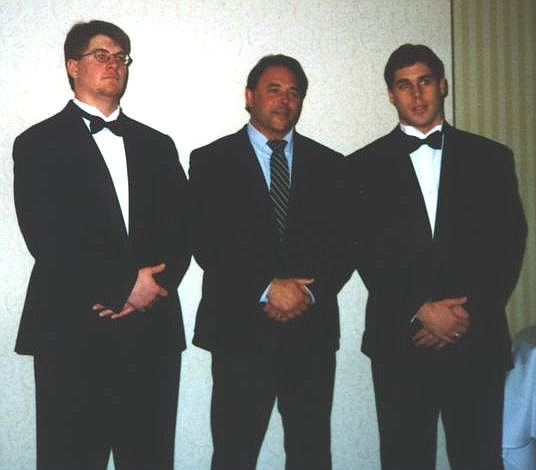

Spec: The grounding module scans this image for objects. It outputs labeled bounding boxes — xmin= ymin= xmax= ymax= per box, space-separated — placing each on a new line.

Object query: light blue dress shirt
xmin=246 ymin=122 xmax=294 ymax=187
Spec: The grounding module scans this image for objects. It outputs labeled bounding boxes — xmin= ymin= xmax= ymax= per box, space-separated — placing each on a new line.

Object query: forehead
xmin=393 ymin=62 xmax=434 ymax=81
xmin=257 ymin=65 xmax=298 ymax=86
xmin=86 ymin=34 xmax=123 ymax=51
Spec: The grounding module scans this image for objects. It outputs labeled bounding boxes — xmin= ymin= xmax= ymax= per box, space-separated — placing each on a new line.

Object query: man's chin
xmin=97 ymin=87 xmax=125 ymax=100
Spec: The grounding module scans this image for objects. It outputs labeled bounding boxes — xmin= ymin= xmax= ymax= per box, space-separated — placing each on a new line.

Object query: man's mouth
xmin=412 ymin=105 xmax=427 ymax=114
xmin=273 ymin=108 xmax=289 ymax=116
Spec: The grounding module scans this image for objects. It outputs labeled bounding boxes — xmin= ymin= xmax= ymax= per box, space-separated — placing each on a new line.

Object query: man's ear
xmin=387 ymin=88 xmax=395 ymax=105
xmin=245 ymin=87 xmax=253 ymax=111
xmin=66 ymin=59 xmax=79 ymax=81
xmin=440 ymin=78 xmax=448 ymax=98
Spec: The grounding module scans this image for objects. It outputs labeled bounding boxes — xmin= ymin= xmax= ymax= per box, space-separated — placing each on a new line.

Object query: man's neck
xmin=400 ymin=122 xmax=443 ymax=139
xmin=73 ymin=94 xmax=119 ymax=117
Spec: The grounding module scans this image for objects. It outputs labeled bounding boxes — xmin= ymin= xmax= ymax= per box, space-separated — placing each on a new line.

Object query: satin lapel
xmin=64 ymin=102 xmax=128 ymax=240
xmin=389 ymin=128 xmax=433 ymax=240
xmin=119 ymin=115 xmax=141 ymax=239
xmin=434 ymin=124 xmax=459 ymax=242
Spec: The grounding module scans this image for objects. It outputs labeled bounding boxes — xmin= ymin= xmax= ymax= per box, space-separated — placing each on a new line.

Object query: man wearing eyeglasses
xmin=13 ymin=20 xmax=190 ymax=469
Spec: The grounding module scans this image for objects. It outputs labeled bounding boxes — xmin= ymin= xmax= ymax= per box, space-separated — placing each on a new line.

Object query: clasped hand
xmin=92 ymin=263 xmax=168 ymax=319
xmin=263 ymin=277 xmax=314 ymax=322
xmin=413 ymin=296 xmax=470 ymax=350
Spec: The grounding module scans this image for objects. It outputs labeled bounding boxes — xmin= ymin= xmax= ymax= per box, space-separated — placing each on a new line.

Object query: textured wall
xmin=0 ymin=1 xmax=451 ymax=468
xmin=452 ymin=0 xmax=536 ymax=335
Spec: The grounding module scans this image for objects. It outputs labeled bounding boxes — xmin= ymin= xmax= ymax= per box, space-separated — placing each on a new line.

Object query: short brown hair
xmin=384 ymin=44 xmax=445 ymax=89
xmin=64 ymin=20 xmax=130 ymax=90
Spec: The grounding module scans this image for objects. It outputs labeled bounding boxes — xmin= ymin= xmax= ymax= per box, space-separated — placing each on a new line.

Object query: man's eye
xmin=95 ymin=52 xmax=108 ymax=62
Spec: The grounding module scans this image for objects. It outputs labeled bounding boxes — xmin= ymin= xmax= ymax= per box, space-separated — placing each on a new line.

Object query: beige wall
xmin=452 ymin=0 xmax=536 ymax=335
xmin=0 ymin=1 xmax=452 ymax=468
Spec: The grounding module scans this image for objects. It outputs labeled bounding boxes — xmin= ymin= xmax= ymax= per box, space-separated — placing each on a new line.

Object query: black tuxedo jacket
xmin=189 ymin=126 xmax=350 ymax=353
xmin=13 ymin=101 xmax=190 ymax=356
xmin=345 ymin=124 xmax=526 ymax=369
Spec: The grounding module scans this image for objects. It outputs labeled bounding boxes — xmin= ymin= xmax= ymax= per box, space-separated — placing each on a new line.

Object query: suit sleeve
xmin=13 ymin=132 xmax=137 ymax=312
xmin=303 ymin=153 xmax=354 ymax=303
xmin=150 ymin=135 xmax=191 ymax=292
xmin=463 ymin=148 xmax=527 ymax=317
xmin=188 ymin=147 xmax=275 ymax=305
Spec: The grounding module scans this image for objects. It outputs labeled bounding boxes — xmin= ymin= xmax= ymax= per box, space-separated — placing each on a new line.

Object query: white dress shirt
xmin=401 ymin=123 xmax=443 ymax=236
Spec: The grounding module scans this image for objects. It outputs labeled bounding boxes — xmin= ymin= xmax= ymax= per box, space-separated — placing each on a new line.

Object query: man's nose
xmin=280 ymin=92 xmax=290 ymax=103
xmin=105 ymin=57 xmax=121 ymax=69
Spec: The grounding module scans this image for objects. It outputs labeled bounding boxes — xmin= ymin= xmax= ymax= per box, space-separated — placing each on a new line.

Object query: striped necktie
xmin=268 ymin=139 xmax=289 ymax=241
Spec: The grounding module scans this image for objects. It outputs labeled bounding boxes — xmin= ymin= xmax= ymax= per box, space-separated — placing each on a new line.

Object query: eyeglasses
xmin=78 ymin=48 xmax=133 ymax=66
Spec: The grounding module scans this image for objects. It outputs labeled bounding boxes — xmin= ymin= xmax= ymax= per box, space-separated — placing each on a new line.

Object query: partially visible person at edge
xmin=13 ymin=20 xmax=190 ymax=470
xmin=345 ymin=43 xmax=527 ymax=470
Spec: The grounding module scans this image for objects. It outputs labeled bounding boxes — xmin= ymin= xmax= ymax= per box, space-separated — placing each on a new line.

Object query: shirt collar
xmin=247 ymin=122 xmax=294 ymax=157
xmin=73 ymin=98 xmax=120 ymax=122
xmin=400 ymin=122 xmax=443 ymax=139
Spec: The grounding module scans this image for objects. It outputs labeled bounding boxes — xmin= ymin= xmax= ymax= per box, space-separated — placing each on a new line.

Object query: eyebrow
xmin=265 ymin=82 xmax=299 ymax=91
xmin=91 ymin=47 xmax=126 ymax=54
xmin=395 ymin=74 xmax=434 ymax=85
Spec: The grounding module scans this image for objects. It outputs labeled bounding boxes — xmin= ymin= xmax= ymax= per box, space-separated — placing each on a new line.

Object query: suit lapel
xmin=434 ymin=123 xmax=462 ymax=242
xmin=64 ymin=101 xmax=129 ymax=240
xmin=119 ymin=114 xmax=141 ymax=238
xmin=389 ymin=128 xmax=434 ymax=240
xmin=237 ymin=127 xmax=272 ymax=196
xmin=235 ymin=127 xmax=279 ymax=233
xmin=286 ymin=132 xmax=308 ymax=222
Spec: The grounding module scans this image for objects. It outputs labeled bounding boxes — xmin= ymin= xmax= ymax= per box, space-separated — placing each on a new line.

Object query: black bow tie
xmin=76 ymin=106 xmax=124 ymax=136
xmin=402 ymin=130 xmax=443 ymax=153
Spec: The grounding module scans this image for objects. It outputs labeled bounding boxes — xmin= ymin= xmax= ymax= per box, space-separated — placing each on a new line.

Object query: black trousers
xmin=371 ymin=360 xmax=505 ymax=470
xmin=34 ymin=349 xmax=181 ymax=470
xmin=210 ymin=349 xmax=336 ymax=470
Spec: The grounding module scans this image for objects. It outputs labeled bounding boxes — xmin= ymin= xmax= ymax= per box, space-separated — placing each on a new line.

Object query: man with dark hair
xmin=383 ymin=43 xmax=445 ymax=89
xmin=13 ymin=20 xmax=189 ymax=469
xmin=189 ymin=54 xmax=349 ymax=469
xmin=345 ymin=43 xmax=526 ymax=469
xmin=63 ymin=20 xmax=131 ymax=90
xmin=245 ymin=54 xmax=309 ymax=100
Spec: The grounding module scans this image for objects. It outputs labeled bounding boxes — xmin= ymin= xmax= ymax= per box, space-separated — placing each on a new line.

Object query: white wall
xmin=0 ymin=1 xmax=452 ymax=468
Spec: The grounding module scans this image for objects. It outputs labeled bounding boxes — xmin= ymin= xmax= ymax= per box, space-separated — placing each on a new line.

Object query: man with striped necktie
xmin=189 ymin=54 xmax=350 ymax=470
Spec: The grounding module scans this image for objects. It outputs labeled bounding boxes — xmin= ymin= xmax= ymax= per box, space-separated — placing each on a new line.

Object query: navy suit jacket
xmin=13 ymin=101 xmax=190 ymax=355
xmin=189 ymin=126 xmax=350 ymax=353
xmin=345 ymin=124 xmax=527 ymax=369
